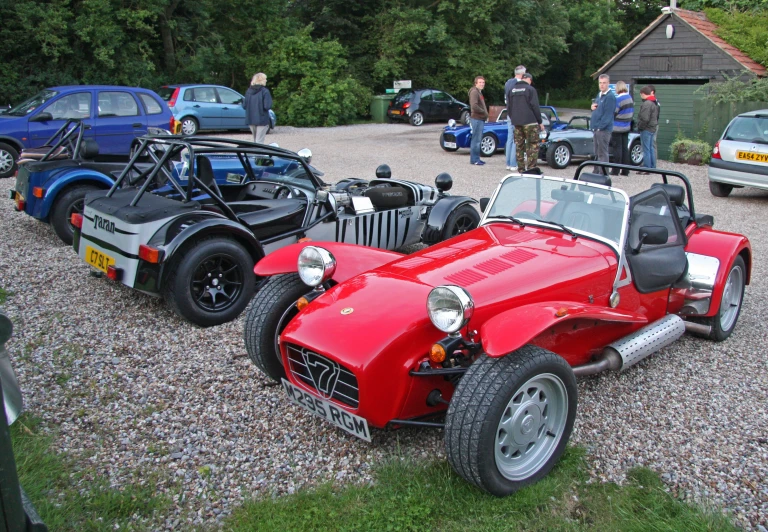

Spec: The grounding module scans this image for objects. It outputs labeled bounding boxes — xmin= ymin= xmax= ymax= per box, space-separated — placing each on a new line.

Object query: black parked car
xmin=387 ymin=89 xmax=470 ymax=127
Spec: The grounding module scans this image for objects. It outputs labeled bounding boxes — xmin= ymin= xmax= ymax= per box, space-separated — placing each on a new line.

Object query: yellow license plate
xmin=85 ymin=245 xmax=115 ymax=273
xmin=15 ymin=195 xmax=24 ymax=209
xmin=736 ymin=151 xmax=768 ymax=163
xmin=391 ymin=110 xmax=402 ymax=115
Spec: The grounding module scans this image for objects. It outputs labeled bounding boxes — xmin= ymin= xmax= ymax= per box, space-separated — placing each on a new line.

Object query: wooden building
xmin=593 ymin=4 xmax=765 ymax=159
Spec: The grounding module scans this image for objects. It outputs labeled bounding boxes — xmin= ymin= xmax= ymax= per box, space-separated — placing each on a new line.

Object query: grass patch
xmin=0 ymin=287 xmax=12 ymax=304
xmin=10 ymin=414 xmax=173 ymax=531
xmin=225 ymin=448 xmax=735 ymax=531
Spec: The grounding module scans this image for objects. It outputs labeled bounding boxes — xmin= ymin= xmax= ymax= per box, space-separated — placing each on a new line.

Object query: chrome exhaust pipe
xmin=573 ymin=315 xmax=685 ymax=376
xmin=683 ymin=320 xmax=711 ymax=337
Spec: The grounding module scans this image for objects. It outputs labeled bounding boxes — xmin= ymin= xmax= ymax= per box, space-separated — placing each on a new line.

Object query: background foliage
xmin=0 ymin=0 xmax=765 ymax=126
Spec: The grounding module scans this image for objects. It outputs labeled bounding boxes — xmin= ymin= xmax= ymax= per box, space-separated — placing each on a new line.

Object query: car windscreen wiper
xmin=489 ymin=214 xmax=527 ymax=227
xmin=539 ymin=219 xmax=577 ymax=237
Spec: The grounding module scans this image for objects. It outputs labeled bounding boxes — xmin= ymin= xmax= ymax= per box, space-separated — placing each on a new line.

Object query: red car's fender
xmin=253 ymin=242 xmax=404 ymax=284
xmin=480 ymin=302 xmax=648 ymax=360
xmin=684 ymin=227 xmax=751 ymax=317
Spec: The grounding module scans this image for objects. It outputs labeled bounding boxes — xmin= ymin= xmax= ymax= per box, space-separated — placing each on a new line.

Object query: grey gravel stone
xmin=1 ymin=123 xmax=766 ymax=530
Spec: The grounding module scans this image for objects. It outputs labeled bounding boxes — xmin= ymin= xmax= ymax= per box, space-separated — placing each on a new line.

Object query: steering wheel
xmin=272 ymin=185 xmax=293 ymax=199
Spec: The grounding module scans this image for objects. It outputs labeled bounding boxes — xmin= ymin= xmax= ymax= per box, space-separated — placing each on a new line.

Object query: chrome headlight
xmin=298 ymin=246 xmax=337 ymax=287
xmin=427 ymin=285 xmax=474 ymax=334
xmin=448 ymin=119 xmax=456 ymax=127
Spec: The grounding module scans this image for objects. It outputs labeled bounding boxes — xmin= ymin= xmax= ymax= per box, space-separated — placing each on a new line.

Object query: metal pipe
xmin=684 ymin=320 xmax=712 ymax=336
xmin=572 ymin=349 xmax=622 ymax=377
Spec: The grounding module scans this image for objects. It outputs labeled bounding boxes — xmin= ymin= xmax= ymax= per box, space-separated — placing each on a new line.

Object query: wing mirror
xmin=30 ymin=112 xmax=53 ymax=122
xmin=479 ymin=198 xmax=490 ymax=212
xmin=633 ymin=225 xmax=668 ymax=253
xmin=297 ymin=148 xmax=312 ymax=164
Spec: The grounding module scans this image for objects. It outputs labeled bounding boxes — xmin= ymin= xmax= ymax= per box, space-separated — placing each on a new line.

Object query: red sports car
xmin=243 ymin=163 xmax=750 ymax=495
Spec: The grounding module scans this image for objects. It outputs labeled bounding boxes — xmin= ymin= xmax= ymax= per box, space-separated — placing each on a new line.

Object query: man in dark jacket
xmin=503 ymin=65 xmax=526 ymax=171
xmin=637 ymin=85 xmax=660 ymax=172
xmin=468 ymin=76 xmax=489 ymax=166
xmin=508 ymin=73 xmax=544 ymax=171
xmin=591 ymin=74 xmax=616 ymax=174
xmin=243 ymin=72 xmax=273 ymax=144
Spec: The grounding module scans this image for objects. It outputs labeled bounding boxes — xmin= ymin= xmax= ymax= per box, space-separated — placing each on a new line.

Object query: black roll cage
xmin=39 ymin=119 xmax=90 ymax=161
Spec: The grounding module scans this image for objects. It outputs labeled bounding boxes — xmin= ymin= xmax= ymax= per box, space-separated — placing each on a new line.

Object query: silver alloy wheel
xmin=495 ymin=373 xmax=569 ymax=481
xmin=631 ymin=142 xmax=643 ymax=164
xmin=181 ymin=118 xmax=198 ymax=135
xmin=719 ymin=262 xmax=744 ymax=331
xmin=412 ymin=112 xmax=424 ymax=126
xmin=554 ymin=145 xmax=570 ymax=166
xmin=0 ymin=149 xmax=13 ymax=174
xmin=481 ymin=135 xmax=496 ymax=155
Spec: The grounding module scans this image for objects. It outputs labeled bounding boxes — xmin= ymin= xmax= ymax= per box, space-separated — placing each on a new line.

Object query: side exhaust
xmin=573 ymin=315 xmax=686 ymax=377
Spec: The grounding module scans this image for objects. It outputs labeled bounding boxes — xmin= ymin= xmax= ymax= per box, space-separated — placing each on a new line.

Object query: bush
xmin=670 ymin=136 xmax=712 ymax=165
xmin=696 ymin=73 xmax=768 ymax=103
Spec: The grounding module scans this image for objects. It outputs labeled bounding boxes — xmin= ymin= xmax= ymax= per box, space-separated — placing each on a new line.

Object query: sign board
xmin=385 ymin=88 xmax=398 ymax=94
xmin=393 ymin=80 xmax=412 ymax=90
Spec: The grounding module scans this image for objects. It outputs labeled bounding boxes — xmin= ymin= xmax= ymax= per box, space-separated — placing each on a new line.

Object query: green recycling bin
xmin=370 ymin=94 xmax=395 ymax=123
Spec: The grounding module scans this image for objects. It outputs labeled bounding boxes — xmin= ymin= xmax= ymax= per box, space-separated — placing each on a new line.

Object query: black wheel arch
xmin=0 ymin=137 xmax=23 ymax=153
xmin=421 ymin=196 xmax=479 ymax=245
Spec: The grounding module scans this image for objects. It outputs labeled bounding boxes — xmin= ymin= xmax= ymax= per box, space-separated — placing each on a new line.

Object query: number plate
xmin=85 ymin=245 xmax=115 ymax=273
xmin=736 ymin=151 xmax=768 ymax=163
xmin=390 ymin=110 xmax=402 ymax=115
xmin=444 ymin=141 xmax=457 ymax=149
xmin=282 ymin=379 xmax=371 ymax=441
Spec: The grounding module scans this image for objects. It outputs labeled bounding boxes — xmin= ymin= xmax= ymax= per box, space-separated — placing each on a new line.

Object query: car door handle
xmin=193 ymin=105 xmax=201 ymax=108
xmin=222 ymin=107 xmax=229 ymax=110
xmin=132 ymin=123 xmax=142 ymax=128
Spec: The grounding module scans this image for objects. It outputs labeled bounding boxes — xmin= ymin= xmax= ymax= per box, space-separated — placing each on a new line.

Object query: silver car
xmin=708 ymin=110 xmax=768 ymax=197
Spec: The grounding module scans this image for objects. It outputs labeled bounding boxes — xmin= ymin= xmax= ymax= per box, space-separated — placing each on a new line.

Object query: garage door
xmin=633 ymin=82 xmax=705 ymax=161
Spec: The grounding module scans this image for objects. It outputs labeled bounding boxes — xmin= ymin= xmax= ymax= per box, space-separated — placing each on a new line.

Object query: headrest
xmin=651 ymin=183 xmax=685 ymax=207
xmin=551 ymin=189 xmax=585 ymax=202
xmin=579 ymin=172 xmax=611 ymax=187
xmin=195 ymin=155 xmax=215 ymax=186
xmin=80 ymin=138 xmax=99 ymax=160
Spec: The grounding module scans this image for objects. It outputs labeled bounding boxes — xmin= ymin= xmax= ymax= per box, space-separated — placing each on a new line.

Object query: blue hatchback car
xmin=158 ymin=84 xmax=276 ymax=136
xmin=0 ymin=86 xmax=173 ymax=178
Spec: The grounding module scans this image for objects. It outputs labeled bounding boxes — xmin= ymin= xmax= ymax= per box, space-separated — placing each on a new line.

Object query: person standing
xmin=637 ymin=86 xmax=659 ymax=173
xmin=468 ymin=76 xmax=489 ymax=166
xmin=243 ymin=72 xmax=273 ymax=144
xmin=504 ymin=65 xmax=526 ymax=171
xmin=610 ymin=81 xmax=634 ymax=176
xmin=649 ymin=84 xmax=660 ymax=164
xmin=590 ymin=74 xmax=616 ymax=174
xmin=508 ymin=73 xmax=544 ymax=171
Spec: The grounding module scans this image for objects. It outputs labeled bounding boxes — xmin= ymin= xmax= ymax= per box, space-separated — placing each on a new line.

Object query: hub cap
xmin=481 ymin=136 xmax=495 ymax=155
xmin=412 ymin=113 xmax=424 ymax=126
xmin=190 ymin=254 xmax=244 ymax=312
xmin=631 ymin=143 xmax=643 ymax=164
xmin=719 ymin=263 xmax=744 ymax=331
xmin=181 ymin=119 xmax=197 ymax=135
xmin=554 ymin=145 xmax=570 ymax=166
xmin=0 ymin=149 xmax=13 ymax=173
xmin=495 ymin=373 xmax=568 ymax=480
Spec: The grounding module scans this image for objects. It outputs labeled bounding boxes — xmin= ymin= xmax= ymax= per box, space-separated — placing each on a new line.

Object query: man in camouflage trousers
xmin=507 ymin=73 xmax=544 ymax=171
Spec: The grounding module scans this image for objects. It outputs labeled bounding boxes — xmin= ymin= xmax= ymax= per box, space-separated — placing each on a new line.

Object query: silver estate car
xmin=708 ymin=110 xmax=768 ymax=197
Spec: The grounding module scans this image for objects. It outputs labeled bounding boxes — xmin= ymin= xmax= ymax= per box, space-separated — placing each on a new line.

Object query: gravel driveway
xmin=1 ymin=123 xmax=766 ymax=529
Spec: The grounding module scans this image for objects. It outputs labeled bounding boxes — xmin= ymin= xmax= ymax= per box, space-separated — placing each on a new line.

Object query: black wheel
xmin=704 ymin=255 xmax=745 ymax=341
xmin=50 ymin=184 xmax=100 ymax=245
xmin=460 ymin=110 xmax=470 ymax=125
xmin=441 ymin=204 xmax=480 ymax=241
xmin=630 ymin=140 xmax=643 ymax=166
xmin=165 ymin=237 xmax=255 ymax=327
xmin=440 ymin=131 xmax=459 ymax=152
xmin=445 ymin=345 xmax=577 ymax=496
xmin=546 ymin=143 xmax=571 ymax=169
xmin=410 ymin=111 xmax=425 ymax=127
xmin=180 ymin=117 xmax=199 ymax=136
xmin=480 ymin=134 xmax=497 ymax=157
xmin=709 ymin=180 xmax=733 ymax=198
xmin=243 ymin=273 xmax=308 ymax=381
xmin=0 ymin=142 xmax=20 ymax=179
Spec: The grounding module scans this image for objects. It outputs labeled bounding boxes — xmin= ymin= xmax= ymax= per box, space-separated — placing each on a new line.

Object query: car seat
xmin=195 ymin=156 xmax=223 ymax=197
xmin=548 ymin=189 xmax=607 ymax=236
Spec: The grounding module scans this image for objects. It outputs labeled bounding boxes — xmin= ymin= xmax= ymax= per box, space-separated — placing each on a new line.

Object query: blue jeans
xmin=470 ymin=118 xmax=484 ymax=163
xmin=641 ymin=130 xmax=656 ymax=168
xmin=506 ymin=118 xmax=517 ymax=167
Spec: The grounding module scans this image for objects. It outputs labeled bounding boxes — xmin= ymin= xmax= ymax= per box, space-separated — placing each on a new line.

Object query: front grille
xmin=285 ymin=344 xmax=359 ymax=409
xmin=444 ymin=133 xmax=457 ymax=142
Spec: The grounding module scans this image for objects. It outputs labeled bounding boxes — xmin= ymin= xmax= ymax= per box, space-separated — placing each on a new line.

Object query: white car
xmin=708 ymin=109 xmax=768 ymax=197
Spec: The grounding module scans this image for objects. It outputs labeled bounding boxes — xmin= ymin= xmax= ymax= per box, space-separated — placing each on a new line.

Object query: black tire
xmin=445 ymin=345 xmax=577 ymax=496
xmin=164 ymin=237 xmax=255 ymax=327
xmin=180 ymin=116 xmax=199 ymax=136
xmin=441 ymin=204 xmax=480 ymax=241
xmin=410 ymin=111 xmax=425 ymax=126
xmin=709 ymin=180 xmax=733 ymax=198
xmin=440 ymin=131 xmax=459 ymax=152
xmin=0 ymin=142 xmax=20 ymax=179
xmin=50 ymin=184 xmax=100 ymax=245
xmin=460 ymin=110 xmax=470 ymax=125
xmin=480 ymin=134 xmax=497 ymax=157
xmin=546 ymin=143 xmax=571 ymax=169
xmin=243 ymin=273 xmax=308 ymax=381
xmin=704 ymin=255 xmax=746 ymax=341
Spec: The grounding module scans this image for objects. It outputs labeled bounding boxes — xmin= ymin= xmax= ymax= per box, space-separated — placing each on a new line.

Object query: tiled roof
xmin=594 ymin=8 xmax=766 ymax=77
